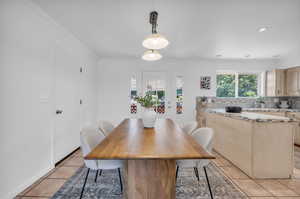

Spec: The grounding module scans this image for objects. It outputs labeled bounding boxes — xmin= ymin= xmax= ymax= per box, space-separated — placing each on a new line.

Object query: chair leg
xmin=95 ymin=170 xmax=99 ymax=183
xmin=175 ymin=166 xmax=179 ymax=181
xmin=203 ymin=166 xmax=214 ymax=199
xmin=193 ymin=167 xmax=200 ymax=181
xmin=80 ymin=168 xmax=90 ymax=199
xmin=99 ymin=169 xmax=102 ymax=176
xmin=117 ymin=168 xmax=123 ymax=193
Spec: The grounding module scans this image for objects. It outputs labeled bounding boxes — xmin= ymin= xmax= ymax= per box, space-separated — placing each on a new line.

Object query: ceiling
xmin=32 ymin=0 xmax=300 ymax=59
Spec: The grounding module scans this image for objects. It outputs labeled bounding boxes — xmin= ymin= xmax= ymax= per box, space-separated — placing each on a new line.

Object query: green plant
xmin=135 ymin=93 xmax=158 ymax=108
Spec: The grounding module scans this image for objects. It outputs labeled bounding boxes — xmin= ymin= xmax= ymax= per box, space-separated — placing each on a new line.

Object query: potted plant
xmin=135 ymin=93 xmax=158 ymax=128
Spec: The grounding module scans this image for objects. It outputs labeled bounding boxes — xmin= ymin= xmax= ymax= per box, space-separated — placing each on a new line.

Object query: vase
xmin=142 ymin=107 xmax=157 ymax=128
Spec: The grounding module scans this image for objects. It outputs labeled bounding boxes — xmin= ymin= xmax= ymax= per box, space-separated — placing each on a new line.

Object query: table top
xmin=85 ymin=118 xmax=215 ymax=160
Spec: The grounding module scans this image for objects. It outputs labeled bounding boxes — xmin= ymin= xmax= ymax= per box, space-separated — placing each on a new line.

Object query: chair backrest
xmin=98 ymin=120 xmax=114 ymax=136
xmin=80 ymin=127 xmax=105 ymax=169
xmin=192 ymin=128 xmax=214 ymax=152
xmin=182 ymin=121 xmax=198 ymax=135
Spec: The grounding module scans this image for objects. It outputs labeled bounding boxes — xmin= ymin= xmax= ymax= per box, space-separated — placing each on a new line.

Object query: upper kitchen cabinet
xmin=265 ymin=69 xmax=286 ymax=96
xmin=286 ymin=67 xmax=300 ymax=96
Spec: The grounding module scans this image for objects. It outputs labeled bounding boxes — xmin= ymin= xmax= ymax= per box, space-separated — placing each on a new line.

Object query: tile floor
xmin=16 ymin=147 xmax=300 ymax=199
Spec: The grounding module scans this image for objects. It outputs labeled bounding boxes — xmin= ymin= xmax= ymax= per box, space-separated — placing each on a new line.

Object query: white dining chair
xmin=98 ymin=120 xmax=115 ymax=136
xmin=181 ymin=121 xmax=198 ymax=135
xmin=80 ymin=127 xmax=124 ymax=199
xmin=176 ymin=128 xmax=214 ymax=199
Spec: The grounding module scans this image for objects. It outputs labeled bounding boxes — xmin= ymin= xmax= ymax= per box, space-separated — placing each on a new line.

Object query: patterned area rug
xmin=51 ymin=164 xmax=246 ymax=199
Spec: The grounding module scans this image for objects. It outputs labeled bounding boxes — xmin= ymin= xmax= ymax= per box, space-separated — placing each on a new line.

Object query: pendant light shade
xmin=141 ymin=11 xmax=168 ymax=61
xmin=143 ymin=33 xmax=169 ymax=50
xmin=142 ymin=50 xmax=162 ymax=61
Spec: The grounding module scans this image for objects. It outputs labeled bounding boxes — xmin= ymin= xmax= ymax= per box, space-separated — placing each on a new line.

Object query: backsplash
xmin=196 ymin=96 xmax=300 ymax=109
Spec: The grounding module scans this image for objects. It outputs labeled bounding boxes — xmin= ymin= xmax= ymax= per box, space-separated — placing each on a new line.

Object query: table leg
xmin=124 ymin=159 xmax=176 ymax=199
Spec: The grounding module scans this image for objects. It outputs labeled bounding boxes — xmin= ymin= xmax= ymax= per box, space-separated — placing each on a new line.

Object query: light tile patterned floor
xmin=16 ymin=147 xmax=300 ymax=199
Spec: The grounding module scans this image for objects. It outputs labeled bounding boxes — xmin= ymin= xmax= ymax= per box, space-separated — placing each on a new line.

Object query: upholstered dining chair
xmin=98 ymin=120 xmax=115 ymax=136
xmin=176 ymin=128 xmax=214 ymax=199
xmin=80 ymin=127 xmax=124 ymax=199
xmin=181 ymin=121 xmax=198 ymax=135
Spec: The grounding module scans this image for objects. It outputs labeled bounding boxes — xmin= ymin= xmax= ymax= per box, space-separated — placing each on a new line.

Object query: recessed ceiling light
xmin=258 ymin=27 xmax=268 ymax=33
xmin=245 ymin=54 xmax=251 ymax=58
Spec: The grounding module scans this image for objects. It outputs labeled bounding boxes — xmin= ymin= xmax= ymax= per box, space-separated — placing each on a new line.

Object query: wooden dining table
xmin=85 ymin=118 xmax=215 ymax=199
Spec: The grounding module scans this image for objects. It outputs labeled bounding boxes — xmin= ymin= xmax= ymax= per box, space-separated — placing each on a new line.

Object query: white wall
xmin=279 ymin=48 xmax=300 ymax=67
xmin=0 ymin=1 xmax=98 ymax=198
xmin=97 ymin=57 xmax=277 ymax=125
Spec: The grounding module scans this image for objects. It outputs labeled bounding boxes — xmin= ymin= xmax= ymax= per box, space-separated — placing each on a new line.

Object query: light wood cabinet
xmin=286 ymin=68 xmax=300 ymax=96
xmin=265 ymin=69 xmax=286 ymax=96
xmin=265 ymin=67 xmax=300 ymax=97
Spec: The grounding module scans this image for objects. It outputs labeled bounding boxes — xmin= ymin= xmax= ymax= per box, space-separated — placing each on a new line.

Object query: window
xmin=176 ymin=76 xmax=183 ymax=114
xmin=145 ymin=80 xmax=165 ymax=114
xmin=130 ymin=76 xmax=137 ymax=114
xmin=216 ymin=74 xmax=235 ymax=97
xmin=238 ymin=74 xmax=258 ymax=97
xmin=217 ymin=73 xmax=258 ymax=98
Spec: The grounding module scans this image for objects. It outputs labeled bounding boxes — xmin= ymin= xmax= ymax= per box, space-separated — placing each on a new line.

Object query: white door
xmin=141 ymin=72 xmax=184 ymax=122
xmin=53 ymin=44 xmax=81 ymax=163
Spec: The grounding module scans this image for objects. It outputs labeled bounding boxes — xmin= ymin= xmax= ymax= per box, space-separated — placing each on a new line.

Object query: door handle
xmin=56 ymin=110 xmax=63 ymax=114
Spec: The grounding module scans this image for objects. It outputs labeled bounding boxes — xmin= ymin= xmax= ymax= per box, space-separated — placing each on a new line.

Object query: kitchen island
xmin=243 ymin=108 xmax=300 ymax=146
xmin=206 ymin=110 xmax=297 ymax=179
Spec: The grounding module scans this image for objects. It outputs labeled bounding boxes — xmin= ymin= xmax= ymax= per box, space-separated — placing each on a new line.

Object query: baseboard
xmin=1 ymin=165 xmax=54 ymax=199
xmin=55 ymin=146 xmax=80 ymax=167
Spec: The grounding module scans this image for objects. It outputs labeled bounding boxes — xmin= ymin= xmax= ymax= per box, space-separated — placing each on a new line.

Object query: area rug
xmin=51 ymin=164 xmax=247 ymax=199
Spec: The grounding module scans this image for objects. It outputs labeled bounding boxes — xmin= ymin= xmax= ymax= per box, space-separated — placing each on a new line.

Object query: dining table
xmin=85 ymin=118 xmax=215 ymax=199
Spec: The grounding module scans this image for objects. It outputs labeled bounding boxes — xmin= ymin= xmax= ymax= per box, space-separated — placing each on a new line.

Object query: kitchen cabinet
xmin=265 ymin=69 xmax=286 ymax=96
xmin=286 ymin=68 xmax=300 ymax=96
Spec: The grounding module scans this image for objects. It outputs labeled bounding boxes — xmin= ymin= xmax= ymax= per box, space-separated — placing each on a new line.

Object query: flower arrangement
xmin=135 ymin=93 xmax=158 ymax=108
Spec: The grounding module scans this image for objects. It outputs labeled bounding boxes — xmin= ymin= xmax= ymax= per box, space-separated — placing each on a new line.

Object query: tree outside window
xmin=216 ymin=74 xmax=235 ymax=97
xmin=238 ymin=74 xmax=258 ymax=97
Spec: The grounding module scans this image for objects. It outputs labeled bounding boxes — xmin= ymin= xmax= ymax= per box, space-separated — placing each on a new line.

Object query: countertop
xmin=243 ymin=108 xmax=300 ymax=113
xmin=208 ymin=109 xmax=295 ymax=122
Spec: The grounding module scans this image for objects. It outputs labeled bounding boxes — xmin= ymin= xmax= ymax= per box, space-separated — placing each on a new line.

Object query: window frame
xmin=175 ymin=75 xmax=184 ymax=114
xmin=216 ymin=72 xmax=262 ymax=98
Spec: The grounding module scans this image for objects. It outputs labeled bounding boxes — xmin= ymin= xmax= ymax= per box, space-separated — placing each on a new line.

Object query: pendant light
xmin=142 ymin=11 xmax=169 ymax=50
xmin=142 ymin=50 xmax=162 ymax=61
